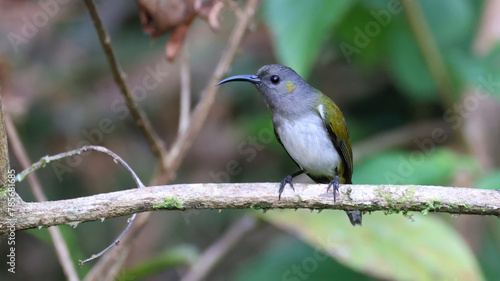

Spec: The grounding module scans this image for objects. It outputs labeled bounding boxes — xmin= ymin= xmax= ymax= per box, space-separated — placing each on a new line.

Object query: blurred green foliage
xmin=3 ymin=0 xmax=500 ymax=280
xmin=234 ymin=235 xmax=372 ymax=281
xmin=242 ymin=0 xmax=499 ymax=280
xmin=476 ymin=171 xmax=500 ymax=190
xmin=255 ymin=210 xmax=483 ymax=281
xmin=353 ymin=148 xmax=460 ymax=185
xmin=264 ymin=0 xmax=354 ymax=78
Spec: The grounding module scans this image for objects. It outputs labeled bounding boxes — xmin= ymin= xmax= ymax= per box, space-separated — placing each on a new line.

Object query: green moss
xmin=434 ymin=199 xmax=443 ymax=209
xmin=374 ymin=185 xmax=418 ymax=216
xmin=250 ymin=202 xmax=273 ymax=210
xmin=421 ymin=198 xmax=443 ymax=215
xmin=447 ymin=202 xmax=455 ymax=211
xmin=153 ymin=196 xmax=183 ymax=210
xmin=0 ymin=187 xmax=8 ymax=197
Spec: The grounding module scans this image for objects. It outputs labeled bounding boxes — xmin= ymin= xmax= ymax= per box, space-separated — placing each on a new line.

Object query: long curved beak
xmin=216 ymin=74 xmax=261 ymax=86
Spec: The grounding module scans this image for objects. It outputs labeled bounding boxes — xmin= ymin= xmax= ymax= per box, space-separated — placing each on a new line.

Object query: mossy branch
xmin=2 ymin=183 xmax=499 ymax=235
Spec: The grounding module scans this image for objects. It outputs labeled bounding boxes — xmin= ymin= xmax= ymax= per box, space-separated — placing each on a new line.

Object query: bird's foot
xmin=327 ymin=175 xmax=340 ymax=202
xmin=278 ymin=175 xmax=295 ymax=200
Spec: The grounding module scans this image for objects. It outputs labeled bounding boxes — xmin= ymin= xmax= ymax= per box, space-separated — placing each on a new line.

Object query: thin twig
xmin=79 ymin=0 xmax=170 ymax=271
xmin=102 ymin=248 xmax=131 ymax=281
xmin=179 ymin=48 xmax=191 ymax=135
xmin=5 ymin=114 xmax=47 ymax=201
xmin=162 ymin=0 xmax=259 ymax=182
xmin=463 ymin=0 xmax=500 ymax=172
xmin=402 ymin=0 xmax=471 ymax=153
xmin=0 ymin=94 xmax=9 ymax=187
xmin=16 ymin=146 xmax=144 ymax=189
xmin=473 ymin=0 xmax=500 ymax=56
xmin=15 ymin=145 xmax=145 ymax=265
xmin=5 ymin=114 xmax=80 ymax=281
xmin=402 ymin=0 xmax=454 ymax=109
xmin=83 ymin=0 xmax=167 ymax=165
xmin=82 ymin=217 xmax=140 ymax=281
xmin=224 ymin=0 xmax=242 ymax=16
xmin=180 ymin=216 xmax=257 ymax=281
xmin=5 ymin=182 xmax=500 ymax=234
xmin=79 ymin=213 xmax=137 ymax=266
xmin=82 ymin=0 xmax=258 ymax=275
xmin=80 ymin=0 xmax=257 ymax=274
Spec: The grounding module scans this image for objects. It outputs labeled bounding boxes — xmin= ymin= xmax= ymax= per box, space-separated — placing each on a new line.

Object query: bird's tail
xmin=345 ymin=210 xmax=362 ymax=226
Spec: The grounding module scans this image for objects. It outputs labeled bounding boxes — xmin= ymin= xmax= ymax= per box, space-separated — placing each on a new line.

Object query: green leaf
xmin=476 ymin=171 xmax=500 ymax=190
xmin=353 ymin=148 xmax=459 ymax=185
xmin=477 ymin=221 xmax=500 ymax=280
xmin=384 ymin=0 xmax=474 ymax=101
xmin=234 ymin=235 xmax=374 ymax=281
xmin=335 ymin=1 xmax=396 ymax=66
xmin=264 ymin=0 xmax=354 ymax=78
xmin=452 ymin=45 xmax=500 ymax=100
xmin=260 ymin=210 xmax=484 ymax=281
xmin=27 ymin=226 xmax=88 ymax=278
xmin=117 ymin=245 xmax=198 ymax=281
xmin=419 ymin=0 xmax=474 ymax=48
xmin=387 ymin=29 xmax=437 ymax=101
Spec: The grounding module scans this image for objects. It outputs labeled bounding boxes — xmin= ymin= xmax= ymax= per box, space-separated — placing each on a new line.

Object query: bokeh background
xmin=1 ymin=0 xmax=500 ymax=280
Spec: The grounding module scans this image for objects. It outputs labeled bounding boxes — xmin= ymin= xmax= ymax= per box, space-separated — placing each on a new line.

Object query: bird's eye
xmin=270 ymin=75 xmax=280 ymax=84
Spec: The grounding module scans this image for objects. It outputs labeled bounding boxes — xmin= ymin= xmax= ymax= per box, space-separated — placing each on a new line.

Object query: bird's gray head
xmin=217 ymin=64 xmax=318 ymax=116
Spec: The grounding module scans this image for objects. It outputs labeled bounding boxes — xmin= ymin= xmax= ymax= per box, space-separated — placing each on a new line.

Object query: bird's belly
xmin=276 ymin=116 xmax=340 ymax=177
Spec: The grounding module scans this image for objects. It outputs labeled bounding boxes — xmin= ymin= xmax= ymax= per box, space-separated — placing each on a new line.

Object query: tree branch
xmin=3 ymin=183 xmax=499 ymax=235
xmin=402 ymin=0 xmax=471 ymax=153
xmin=5 ymin=113 xmax=80 ymax=281
xmin=162 ymin=0 xmax=259 ymax=181
xmin=0 ymin=93 xmax=9 ymax=187
xmin=81 ymin=1 xmax=259 ymax=275
xmin=178 ymin=48 xmax=191 ymax=135
xmin=180 ymin=215 xmax=257 ymax=281
xmin=83 ymin=0 xmax=167 ymax=164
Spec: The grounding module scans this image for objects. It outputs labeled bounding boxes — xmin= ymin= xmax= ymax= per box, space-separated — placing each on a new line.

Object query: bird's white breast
xmin=275 ymin=112 xmax=341 ymax=177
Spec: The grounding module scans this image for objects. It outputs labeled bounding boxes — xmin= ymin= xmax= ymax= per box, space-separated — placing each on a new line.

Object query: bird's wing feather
xmin=317 ymin=95 xmax=353 ymax=184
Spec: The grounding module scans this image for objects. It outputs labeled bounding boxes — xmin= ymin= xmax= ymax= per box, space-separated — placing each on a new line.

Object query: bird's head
xmin=217 ymin=64 xmax=317 ymax=116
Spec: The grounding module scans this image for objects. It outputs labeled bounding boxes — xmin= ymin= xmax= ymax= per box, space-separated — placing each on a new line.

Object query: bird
xmin=216 ymin=64 xmax=362 ymax=226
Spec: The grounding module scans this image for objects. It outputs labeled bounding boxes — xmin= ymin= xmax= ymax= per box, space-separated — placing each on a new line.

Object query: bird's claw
xmin=327 ymin=175 xmax=340 ymax=202
xmin=278 ymin=175 xmax=295 ymax=200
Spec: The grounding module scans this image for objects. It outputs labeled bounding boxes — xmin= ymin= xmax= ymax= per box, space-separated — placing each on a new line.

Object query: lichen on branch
xmin=2 ymin=182 xmax=500 ymax=235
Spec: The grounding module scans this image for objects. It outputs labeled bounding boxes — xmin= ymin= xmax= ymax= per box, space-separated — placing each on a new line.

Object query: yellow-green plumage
xmin=315 ymin=93 xmax=353 ymax=185
xmin=216 ymin=64 xmax=362 ymax=226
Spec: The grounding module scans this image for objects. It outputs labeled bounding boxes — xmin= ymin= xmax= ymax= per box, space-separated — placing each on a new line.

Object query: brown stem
xmin=402 ymin=0 xmax=455 ymax=109
xmin=5 ymin=114 xmax=80 ymax=281
xmin=402 ymin=0 xmax=472 ymax=153
xmin=162 ymin=0 xmax=259 ymax=182
xmin=178 ymin=48 xmax=191 ymax=135
xmin=180 ymin=216 xmax=257 ymax=281
xmin=0 ymin=94 xmax=9 ymax=187
xmin=81 ymin=0 xmax=259 ymax=277
xmin=83 ymin=0 xmax=167 ymax=165
xmin=15 ymin=145 xmax=145 ymax=266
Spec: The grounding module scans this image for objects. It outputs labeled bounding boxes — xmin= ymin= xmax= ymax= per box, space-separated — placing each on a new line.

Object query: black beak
xmin=216 ymin=74 xmax=261 ymax=86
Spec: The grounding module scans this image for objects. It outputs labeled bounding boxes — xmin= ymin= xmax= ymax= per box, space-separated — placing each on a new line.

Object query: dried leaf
xmin=136 ymin=0 xmax=225 ymax=60
xmin=166 ymin=21 xmax=192 ymax=62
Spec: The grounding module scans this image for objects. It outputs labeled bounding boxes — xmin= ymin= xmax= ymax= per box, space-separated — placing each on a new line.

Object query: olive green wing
xmin=317 ymin=94 xmax=353 ymax=184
